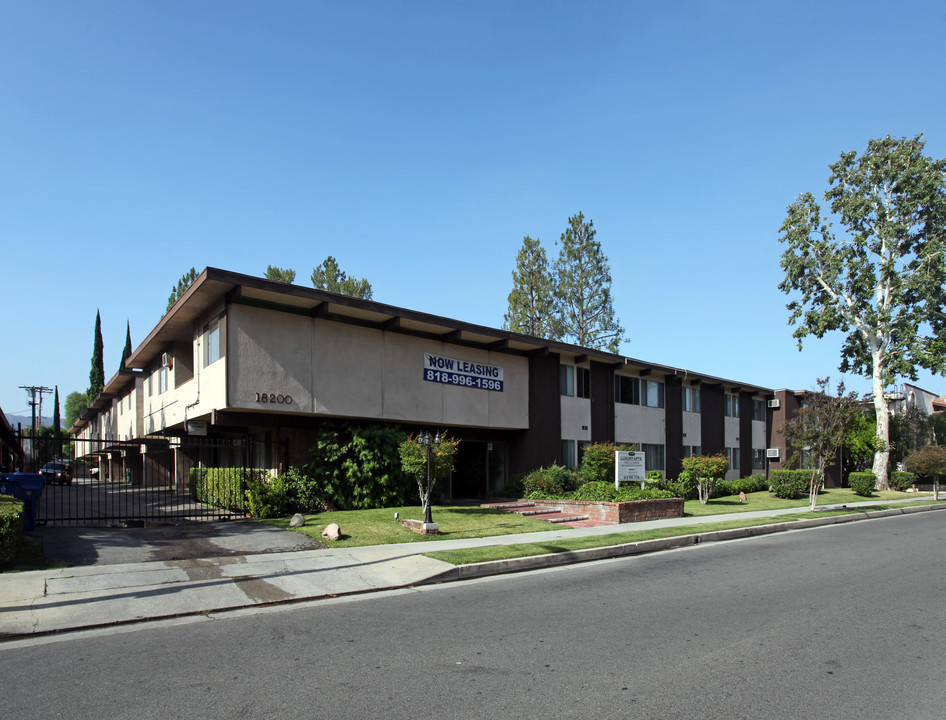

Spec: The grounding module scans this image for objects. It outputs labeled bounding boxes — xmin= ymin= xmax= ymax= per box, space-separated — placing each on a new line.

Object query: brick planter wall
xmin=531 ymin=497 xmax=684 ymax=524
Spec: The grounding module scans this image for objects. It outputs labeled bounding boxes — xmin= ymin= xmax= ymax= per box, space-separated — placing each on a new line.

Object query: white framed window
xmin=203 ymin=316 xmax=223 ymax=367
xmin=642 ymin=379 xmax=664 ymax=408
xmin=559 ymin=365 xmax=574 ymax=397
xmin=682 ymin=387 xmax=701 ymax=413
xmin=724 ymin=393 xmax=740 ymax=418
xmin=562 ymin=439 xmax=577 ymax=469
xmin=156 ymin=366 xmax=168 ymax=394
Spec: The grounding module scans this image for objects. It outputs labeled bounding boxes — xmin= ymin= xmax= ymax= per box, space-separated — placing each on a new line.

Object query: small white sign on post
xmin=615 ymin=451 xmax=646 ymax=490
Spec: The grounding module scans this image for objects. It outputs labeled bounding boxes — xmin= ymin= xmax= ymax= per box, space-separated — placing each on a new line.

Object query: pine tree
xmin=265 ymin=265 xmax=296 ymax=284
xmin=119 ymin=320 xmax=132 ymax=371
xmin=53 ymin=385 xmax=61 ymax=433
xmin=167 ymin=267 xmax=199 ymax=312
xmin=311 ymin=256 xmax=373 ymax=299
xmin=88 ymin=310 xmax=105 ymax=404
xmin=504 ymin=236 xmax=560 ymax=339
xmin=554 ymin=213 xmax=625 ymax=353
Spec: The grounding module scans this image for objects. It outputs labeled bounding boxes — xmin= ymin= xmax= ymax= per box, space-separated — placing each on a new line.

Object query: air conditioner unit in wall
xmin=767 ymin=399 xmax=781 ymax=409
xmin=161 ymin=352 xmax=172 ymax=368
xmin=766 ymin=448 xmax=781 ymax=459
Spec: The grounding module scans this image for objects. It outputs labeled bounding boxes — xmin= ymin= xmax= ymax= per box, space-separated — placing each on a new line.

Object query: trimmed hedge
xmin=189 ymin=467 xmax=270 ymax=512
xmin=849 ymin=472 xmax=877 ymax=497
xmin=570 ymin=481 xmax=675 ymax=502
xmin=770 ymin=469 xmax=811 ymax=499
xmin=0 ymin=494 xmax=25 ymax=566
xmin=889 ymin=470 xmax=915 ymax=491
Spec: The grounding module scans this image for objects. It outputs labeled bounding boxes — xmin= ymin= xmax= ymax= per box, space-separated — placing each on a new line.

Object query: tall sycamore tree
xmin=554 ymin=212 xmax=625 ymax=353
xmin=504 ymin=235 xmax=561 ymax=340
xmin=778 ymin=135 xmax=946 ymax=489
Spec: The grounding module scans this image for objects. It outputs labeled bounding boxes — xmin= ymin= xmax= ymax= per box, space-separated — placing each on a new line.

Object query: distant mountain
xmin=3 ymin=413 xmax=54 ymax=429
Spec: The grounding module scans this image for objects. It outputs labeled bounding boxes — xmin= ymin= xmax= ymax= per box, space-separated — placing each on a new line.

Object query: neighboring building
xmin=71 ymin=267 xmax=775 ymax=498
xmin=887 ymin=382 xmax=940 ymax=417
xmin=1 ymin=407 xmax=25 ymax=472
xmin=765 ymin=389 xmax=845 ymax=487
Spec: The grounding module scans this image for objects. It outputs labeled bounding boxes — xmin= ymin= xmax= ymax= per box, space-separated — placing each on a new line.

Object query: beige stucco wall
xmin=614 ymin=404 xmax=665 ymax=445
xmin=560 ymin=396 xmax=592 ymax=441
xmin=227 ymin=304 xmax=529 ymax=429
xmin=682 ymin=411 xmax=701 ymax=448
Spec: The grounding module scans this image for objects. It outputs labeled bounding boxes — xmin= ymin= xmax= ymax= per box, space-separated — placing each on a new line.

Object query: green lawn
xmin=261 ymin=505 xmax=557 ymax=548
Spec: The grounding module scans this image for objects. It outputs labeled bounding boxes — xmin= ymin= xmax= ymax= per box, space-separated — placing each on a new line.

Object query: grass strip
xmin=424 ymin=516 xmax=798 ymax=565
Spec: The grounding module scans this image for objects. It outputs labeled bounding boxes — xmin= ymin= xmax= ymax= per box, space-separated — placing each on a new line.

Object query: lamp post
xmin=418 ymin=431 xmax=441 ymax=524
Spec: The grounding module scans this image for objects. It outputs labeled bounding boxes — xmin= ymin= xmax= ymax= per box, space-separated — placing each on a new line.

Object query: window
xmin=203 ymin=317 xmax=222 ymax=367
xmin=724 ymin=393 xmax=740 ymax=418
xmin=559 ymin=365 xmax=574 ymax=397
xmin=752 ymin=399 xmax=765 ymax=421
xmin=562 ymin=439 xmax=577 ymax=469
xmin=147 ymin=374 xmax=153 ymax=396
xmin=752 ymin=448 xmax=765 ymax=469
xmin=156 ymin=367 xmax=168 ymax=395
xmin=683 ymin=445 xmax=702 ymax=458
xmin=641 ymin=443 xmax=665 ymax=472
xmin=725 ymin=446 xmax=740 ymax=471
xmin=615 ymin=375 xmax=640 ymax=405
xmin=642 ymin=379 xmax=664 ymax=408
xmin=576 ymin=367 xmax=591 ymax=399
xmin=682 ymin=387 xmax=701 ymax=413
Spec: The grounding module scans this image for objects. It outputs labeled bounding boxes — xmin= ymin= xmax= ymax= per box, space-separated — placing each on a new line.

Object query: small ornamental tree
xmin=399 ymin=434 xmax=459 ymax=521
xmin=904 ymin=444 xmax=946 ymax=502
xmin=681 ymin=453 xmax=729 ymax=505
xmin=779 ymin=378 xmax=862 ymax=510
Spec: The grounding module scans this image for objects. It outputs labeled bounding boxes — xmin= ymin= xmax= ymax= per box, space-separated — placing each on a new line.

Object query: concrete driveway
xmin=33 ymin=520 xmax=325 ymax=566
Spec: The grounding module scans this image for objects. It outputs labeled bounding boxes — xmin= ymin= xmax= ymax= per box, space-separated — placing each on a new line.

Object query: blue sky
xmin=2 ymin=0 xmax=946 ymax=419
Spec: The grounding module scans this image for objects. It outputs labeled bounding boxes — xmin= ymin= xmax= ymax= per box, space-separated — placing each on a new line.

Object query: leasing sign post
xmin=423 ymin=353 xmax=504 ymax=392
xmin=615 ymin=451 xmax=646 ymax=490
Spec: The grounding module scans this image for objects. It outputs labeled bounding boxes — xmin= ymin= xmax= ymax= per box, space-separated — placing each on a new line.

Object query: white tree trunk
xmin=871 ymin=353 xmax=890 ymax=490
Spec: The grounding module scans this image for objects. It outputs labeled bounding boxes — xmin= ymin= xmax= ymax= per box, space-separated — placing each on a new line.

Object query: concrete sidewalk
xmin=2 ymin=499 xmax=943 ymax=640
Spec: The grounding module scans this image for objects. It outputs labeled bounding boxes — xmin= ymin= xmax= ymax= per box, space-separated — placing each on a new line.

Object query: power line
xmin=18 ymin=385 xmax=53 ymax=434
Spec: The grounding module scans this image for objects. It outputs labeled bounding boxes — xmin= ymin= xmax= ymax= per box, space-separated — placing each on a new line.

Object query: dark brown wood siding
xmin=665 ymin=376 xmax=683 ymax=477
xmin=509 ymin=352 xmax=562 ymax=477
xmin=739 ymin=391 xmax=754 ymax=476
xmin=590 ymin=361 xmax=614 ymax=444
xmin=700 ymin=383 xmax=724 ymax=456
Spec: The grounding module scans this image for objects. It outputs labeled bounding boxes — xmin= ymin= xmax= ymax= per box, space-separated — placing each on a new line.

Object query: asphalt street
xmin=4 ymin=511 xmax=944 ymax=719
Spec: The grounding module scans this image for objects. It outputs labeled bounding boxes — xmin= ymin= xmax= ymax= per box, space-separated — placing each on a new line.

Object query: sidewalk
xmin=2 ymin=499 xmax=943 ymax=640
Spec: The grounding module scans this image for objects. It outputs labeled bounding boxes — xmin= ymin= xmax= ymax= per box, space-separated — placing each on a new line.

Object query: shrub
xmin=570 ymin=481 xmax=675 ymax=502
xmin=770 ymin=469 xmax=809 ymax=499
xmin=522 ymin=464 xmax=579 ymax=497
xmin=732 ymin=474 xmax=768 ymax=494
xmin=681 ymin=453 xmax=729 ymax=505
xmin=0 ymin=495 xmax=24 ymax=566
xmin=578 ymin=442 xmax=635 ymax=484
xmin=889 ymin=470 xmax=915 ymax=491
xmin=244 ymin=472 xmax=292 ymax=518
xmin=281 ymin=466 xmax=325 ymax=512
xmin=645 ymin=470 xmax=663 ymax=484
xmin=849 ymin=472 xmax=877 ymax=496
xmin=665 ymin=470 xmax=698 ymax=500
xmin=189 ymin=467 xmax=268 ymax=511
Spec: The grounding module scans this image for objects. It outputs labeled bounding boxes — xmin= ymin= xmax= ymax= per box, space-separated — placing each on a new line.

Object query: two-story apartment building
xmin=72 ymin=267 xmax=775 ymax=498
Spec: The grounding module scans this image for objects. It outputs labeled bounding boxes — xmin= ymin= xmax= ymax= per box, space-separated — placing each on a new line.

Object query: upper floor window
xmin=615 ymin=375 xmax=640 ymax=405
xmin=642 ymin=379 xmax=664 ymax=408
xmin=156 ymin=366 xmax=168 ymax=394
xmin=576 ymin=367 xmax=591 ymax=399
xmin=203 ymin=317 xmax=222 ymax=367
xmin=559 ymin=365 xmax=574 ymax=397
xmin=724 ymin=393 xmax=740 ymax=418
xmin=752 ymin=399 xmax=765 ymax=421
xmin=682 ymin=386 xmax=701 ymax=413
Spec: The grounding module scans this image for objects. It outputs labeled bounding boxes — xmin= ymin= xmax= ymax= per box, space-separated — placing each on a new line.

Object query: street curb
xmin=416 ymin=502 xmax=946 ymax=585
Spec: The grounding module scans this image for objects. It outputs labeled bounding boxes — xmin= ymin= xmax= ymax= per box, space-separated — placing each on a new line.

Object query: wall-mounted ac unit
xmin=766 ymin=448 xmax=781 ymax=459
xmin=161 ymin=352 xmax=171 ymax=368
xmin=767 ymin=399 xmax=781 ymax=408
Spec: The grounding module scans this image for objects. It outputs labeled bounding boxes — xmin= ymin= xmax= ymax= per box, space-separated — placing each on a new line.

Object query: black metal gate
xmin=11 ymin=432 xmax=280 ymax=527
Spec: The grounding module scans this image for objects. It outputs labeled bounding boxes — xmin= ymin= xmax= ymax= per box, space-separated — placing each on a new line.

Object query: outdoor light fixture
xmin=417 ymin=431 xmax=441 ymax=524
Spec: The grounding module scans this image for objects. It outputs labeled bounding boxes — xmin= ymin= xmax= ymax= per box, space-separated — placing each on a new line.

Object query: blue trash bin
xmin=0 ymin=472 xmax=45 ymax=531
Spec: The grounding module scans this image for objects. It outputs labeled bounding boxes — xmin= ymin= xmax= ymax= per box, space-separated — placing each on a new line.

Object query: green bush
xmin=310 ymin=422 xmax=412 ymax=509
xmin=889 ymin=470 xmax=915 ymax=491
xmin=522 ymin=464 xmax=579 ymax=496
xmin=714 ymin=480 xmax=735 ymax=498
xmin=732 ymin=474 xmax=768 ymax=494
xmin=849 ymin=472 xmax=877 ymax=496
xmin=578 ymin=442 xmax=635 ymax=484
xmin=0 ymin=495 xmax=24 ymax=566
xmin=244 ymin=472 xmax=292 ymax=518
xmin=281 ymin=466 xmax=325 ymax=512
xmin=770 ymin=469 xmax=810 ymax=499
xmin=645 ymin=470 xmax=663 ymax=484
xmin=189 ymin=467 xmax=268 ymax=512
xmin=664 ymin=470 xmax=698 ymax=500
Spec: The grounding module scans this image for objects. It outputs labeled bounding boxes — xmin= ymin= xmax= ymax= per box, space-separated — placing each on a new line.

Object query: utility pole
xmin=19 ymin=385 xmax=53 ymax=436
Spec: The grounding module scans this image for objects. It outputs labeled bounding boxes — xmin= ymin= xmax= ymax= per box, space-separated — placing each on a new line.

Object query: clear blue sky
xmin=3 ymin=0 xmax=946 ymax=419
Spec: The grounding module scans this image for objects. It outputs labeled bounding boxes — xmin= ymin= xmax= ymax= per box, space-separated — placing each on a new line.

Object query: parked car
xmin=40 ymin=460 xmax=73 ymax=485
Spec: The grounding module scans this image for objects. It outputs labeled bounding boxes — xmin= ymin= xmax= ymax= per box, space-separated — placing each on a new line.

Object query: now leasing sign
xmin=423 ymin=353 xmax=504 ymax=392
xmin=615 ymin=451 xmax=646 ymax=490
